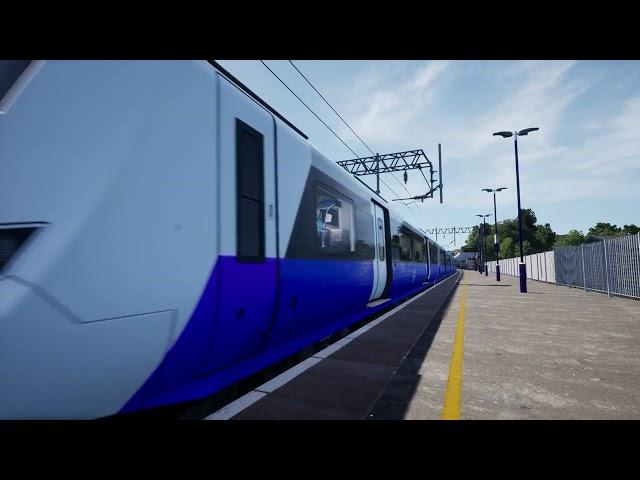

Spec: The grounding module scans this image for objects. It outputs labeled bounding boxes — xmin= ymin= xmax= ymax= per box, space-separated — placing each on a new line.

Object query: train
xmin=0 ymin=60 xmax=455 ymax=419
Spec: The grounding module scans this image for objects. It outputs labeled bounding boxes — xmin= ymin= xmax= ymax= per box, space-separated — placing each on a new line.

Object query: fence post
xmin=544 ymin=251 xmax=548 ymax=283
xmin=636 ymin=233 xmax=640 ymax=298
xmin=581 ymin=244 xmax=587 ymax=292
xmin=603 ymin=239 xmax=611 ymax=298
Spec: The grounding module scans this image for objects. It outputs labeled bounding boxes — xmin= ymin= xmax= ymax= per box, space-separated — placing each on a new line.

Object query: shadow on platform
xmin=368 ymin=275 xmax=462 ymax=420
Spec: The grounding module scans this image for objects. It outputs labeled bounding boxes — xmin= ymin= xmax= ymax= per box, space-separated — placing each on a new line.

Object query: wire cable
xmin=287 ymin=60 xmax=421 ymax=217
xmin=260 ymin=61 xmax=361 ymax=159
xmin=262 ymin=60 xmax=418 ymax=216
xmin=288 ymin=60 xmax=376 ymax=157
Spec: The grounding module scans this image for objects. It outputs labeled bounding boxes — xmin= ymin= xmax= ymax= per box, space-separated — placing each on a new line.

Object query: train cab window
xmin=316 ymin=187 xmax=355 ymax=254
xmin=236 ymin=119 xmax=265 ymax=261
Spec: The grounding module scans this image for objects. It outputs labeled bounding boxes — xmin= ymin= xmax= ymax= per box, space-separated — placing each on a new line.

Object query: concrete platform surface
xmin=370 ymin=271 xmax=640 ymax=419
xmin=209 ymin=269 xmax=640 ymax=420
xmin=222 ymin=272 xmax=462 ymax=420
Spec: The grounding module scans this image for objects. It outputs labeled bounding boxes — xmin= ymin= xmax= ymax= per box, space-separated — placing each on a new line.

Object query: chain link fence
xmin=485 ymin=233 xmax=640 ymax=300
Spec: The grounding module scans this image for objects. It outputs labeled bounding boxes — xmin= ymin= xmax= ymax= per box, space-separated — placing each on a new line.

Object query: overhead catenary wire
xmin=260 ymin=60 xmax=418 ymax=215
xmin=260 ymin=60 xmax=361 ymax=160
xmin=289 ymin=60 xmax=376 ymax=156
xmin=285 ymin=60 xmax=421 ymax=217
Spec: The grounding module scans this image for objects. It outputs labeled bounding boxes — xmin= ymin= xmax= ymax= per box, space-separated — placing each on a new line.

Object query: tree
xmin=462 ymin=211 xmax=635 ymax=255
xmin=462 ymin=208 xmax=557 ymax=260
xmin=535 ymin=223 xmax=556 ymax=252
xmin=556 ymin=230 xmax=585 ymax=246
xmin=588 ymin=222 xmax=621 ymax=237
xmin=499 ymin=236 xmax=517 ymax=259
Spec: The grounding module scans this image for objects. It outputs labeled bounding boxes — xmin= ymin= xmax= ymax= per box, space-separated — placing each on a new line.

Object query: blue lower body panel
xmin=120 ymin=257 xmax=454 ymax=414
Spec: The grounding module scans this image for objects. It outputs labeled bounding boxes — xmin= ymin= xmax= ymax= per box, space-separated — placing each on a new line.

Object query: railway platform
xmin=206 ymin=269 xmax=640 ymax=420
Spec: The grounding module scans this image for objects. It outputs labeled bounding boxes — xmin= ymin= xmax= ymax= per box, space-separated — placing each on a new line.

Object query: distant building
xmin=454 ymin=250 xmax=479 ymax=269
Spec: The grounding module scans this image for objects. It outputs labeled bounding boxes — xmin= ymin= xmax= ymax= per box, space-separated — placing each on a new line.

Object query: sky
xmin=217 ymin=60 xmax=640 ymax=251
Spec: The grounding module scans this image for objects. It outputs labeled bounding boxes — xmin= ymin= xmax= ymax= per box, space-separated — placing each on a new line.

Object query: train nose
xmin=0 ymin=276 xmax=177 ymax=419
xmin=0 ymin=276 xmax=74 ymax=419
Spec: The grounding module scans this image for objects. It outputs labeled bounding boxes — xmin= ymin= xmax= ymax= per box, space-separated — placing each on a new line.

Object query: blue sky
xmin=217 ymin=60 xmax=640 ymax=250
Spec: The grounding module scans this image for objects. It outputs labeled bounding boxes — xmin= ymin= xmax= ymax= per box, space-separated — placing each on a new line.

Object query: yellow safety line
xmin=440 ymin=274 xmax=468 ymax=420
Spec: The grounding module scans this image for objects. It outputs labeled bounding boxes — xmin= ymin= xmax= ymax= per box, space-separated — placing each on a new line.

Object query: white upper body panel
xmin=0 ymin=60 xmax=219 ymax=326
xmin=217 ymin=74 xmax=276 ymax=258
xmin=274 ymin=116 xmax=312 ymax=256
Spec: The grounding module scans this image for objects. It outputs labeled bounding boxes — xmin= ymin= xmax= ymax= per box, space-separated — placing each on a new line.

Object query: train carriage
xmin=0 ymin=60 xmax=455 ymax=418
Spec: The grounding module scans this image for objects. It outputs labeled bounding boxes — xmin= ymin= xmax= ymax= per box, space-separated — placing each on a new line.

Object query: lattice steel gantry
xmin=424 ymin=226 xmax=475 ymax=244
xmin=336 ymin=144 xmax=444 ymax=203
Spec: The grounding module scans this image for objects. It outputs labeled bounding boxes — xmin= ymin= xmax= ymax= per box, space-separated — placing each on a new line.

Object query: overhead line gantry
xmin=336 ymin=145 xmax=444 ymax=204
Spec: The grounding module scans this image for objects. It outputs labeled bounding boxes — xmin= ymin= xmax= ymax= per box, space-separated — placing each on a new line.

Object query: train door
xmin=198 ymin=75 xmax=279 ymax=374
xmin=370 ymin=203 xmax=389 ymax=301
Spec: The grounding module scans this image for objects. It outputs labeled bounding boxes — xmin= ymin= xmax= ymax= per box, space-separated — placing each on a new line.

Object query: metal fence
xmin=485 ymin=233 xmax=640 ymax=300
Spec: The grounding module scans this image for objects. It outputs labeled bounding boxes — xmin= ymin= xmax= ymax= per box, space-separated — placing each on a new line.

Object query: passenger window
xmin=429 ymin=241 xmax=438 ymax=264
xmin=316 ymin=187 xmax=355 ymax=253
xmin=391 ymin=235 xmax=401 ymax=260
xmin=413 ymin=238 xmax=426 ymax=263
xmin=398 ymin=231 xmax=412 ymax=261
xmin=236 ymin=119 xmax=264 ymax=261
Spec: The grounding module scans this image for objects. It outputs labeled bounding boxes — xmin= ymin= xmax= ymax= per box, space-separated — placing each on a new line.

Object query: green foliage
xmin=464 ymin=211 xmax=638 ymax=258
xmin=463 ymin=208 xmax=557 ymax=259
xmin=584 ymin=222 xmax=639 ymax=237
xmin=535 ymin=223 xmax=557 ymax=251
xmin=556 ymin=229 xmax=585 ymax=246
xmin=588 ymin=222 xmax=621 ymax=236
xmin=499 ymin=236 xmax=517 ymax=259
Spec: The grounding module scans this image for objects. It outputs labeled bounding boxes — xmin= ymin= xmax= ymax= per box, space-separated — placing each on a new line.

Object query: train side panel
xmin=0 ymin=60 xmax=219 ymax=418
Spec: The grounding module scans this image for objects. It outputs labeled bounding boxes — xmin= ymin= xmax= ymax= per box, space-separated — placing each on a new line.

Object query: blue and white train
xmin=0 ymin=60 xmax=455 ymax=419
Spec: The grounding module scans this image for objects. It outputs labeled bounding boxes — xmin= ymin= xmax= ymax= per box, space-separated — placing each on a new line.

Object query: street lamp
xmin=476 ymin=214 xmax=492 ymax=276
xmin=482 ymin=187 xmax=507 ymax=281
xmin=493 ymin=127 xmax=539 ymax=293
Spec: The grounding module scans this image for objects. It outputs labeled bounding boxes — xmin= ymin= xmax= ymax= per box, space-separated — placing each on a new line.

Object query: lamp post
xmin=482 ymin=187 xmax=507 ymax=281
xmin=493 ymin=127 xmax=539 ymax=293
xmin=476 ymin=214 xmax=492 ymax=276
xmin=476 ymin=229 xmax=482 ymax=273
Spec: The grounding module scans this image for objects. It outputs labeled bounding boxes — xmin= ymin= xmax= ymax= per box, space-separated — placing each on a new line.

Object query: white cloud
xmin=286 ymin=60 xmax=639 ymax=243
xmin=347 ymin=61 xmax=453 ymax=146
